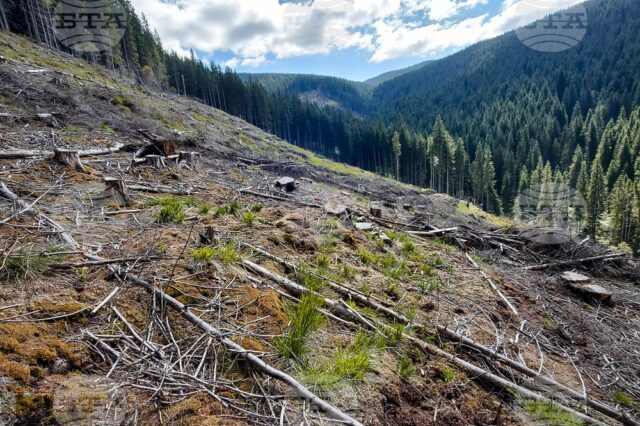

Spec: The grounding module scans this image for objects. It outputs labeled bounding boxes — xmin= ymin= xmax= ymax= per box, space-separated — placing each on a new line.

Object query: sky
xmin=130 ymin=0 xmax=584 ymax=81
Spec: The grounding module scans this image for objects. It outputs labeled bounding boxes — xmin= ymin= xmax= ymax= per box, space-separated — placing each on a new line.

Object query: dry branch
xmin=0 ymin=143 xmax=123 ymax=159
xmin=524 ymin=253 xmax=626 ymax=271
xmin=466 ymin=253 xmax=519 ymax=316
xmin=121 ymin=272 xmax=363 ymax=426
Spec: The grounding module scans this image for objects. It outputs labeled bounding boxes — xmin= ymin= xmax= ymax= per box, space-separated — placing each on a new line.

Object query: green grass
xmin=385 ymin=323 xmax=407 ymax=346
xmin=333 ymin=348 xmax=371 ymax=381
xmin=275 ymin=294 xmax=325 ymax=361
xmin=613 ymin=390 xmax=639 ymax=408
xmin=314 ymin=254 xmax=330 ymax=269
xmin=1 ymin=244 xmax=64 ymax=281
xmin=358 ymin=248 xmax=380 ymax=265
xmin=418 ymin=278 xmax=441 ymax=293
xmin=250 ymin=203 xmax=263 ymax=213
xmin=522 ymin=400 xmax=583 ymax=426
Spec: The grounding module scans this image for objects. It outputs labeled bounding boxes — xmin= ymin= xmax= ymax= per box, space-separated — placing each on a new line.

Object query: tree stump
xmin=560 ymin=271 xmax=591 ymax=284
xmin=370 ymin=203 xmax=383 ymax=218
xmin=275 ymin=177 xmax=296 ymax=193
xmin=146 ymin=155 xmax=165 ymax=170
xmin=104 ymin=177 xmax=131 ymax=206
xmin=178 ymin=151 xmax=197 ymax=168
xmin=54 ymin=148 xmax=87 ymax=173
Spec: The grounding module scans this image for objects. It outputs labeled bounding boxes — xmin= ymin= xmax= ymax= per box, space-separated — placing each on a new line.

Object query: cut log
xmin=408 ymin=227 xmax=459 ymax=237
xmin=145 ymin=155 xmax=165 ymax=170
xmin=355 ymin=222 xmax=374 ymax=231
xmin=103 ymin=177 xmax=131 ymax=207
xmin=0 ymin=143 xmax=123 ymax=160
xmin=54 ymin=148 xmax=87 ymax=173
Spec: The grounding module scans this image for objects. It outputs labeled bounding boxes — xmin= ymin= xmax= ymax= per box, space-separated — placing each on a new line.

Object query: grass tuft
xmin=397 ymin=356 xmax=416 ymax=378
xmin=275 ymin=294 xmax=325 ymax=360
xmin=192 ymin=247 xmax=215 ymax=262
xmin=522 ymin=400 xmax=583 ymax=425
xmin=440 ymin=367 xmax=455 ymax=382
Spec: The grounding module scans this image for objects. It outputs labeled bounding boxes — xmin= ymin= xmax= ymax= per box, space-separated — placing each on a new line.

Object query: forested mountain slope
xmin=371 ymin=0 xmax=640 ymax=204
xmin=364 ymin=60 xmax=431 ymax=87
xmin=240 ymin=73 xmax=371 ymax=114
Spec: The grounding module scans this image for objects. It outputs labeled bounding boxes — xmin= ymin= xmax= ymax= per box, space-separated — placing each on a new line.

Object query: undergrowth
xmin=522 ymin=400 xmax=583 ymax=426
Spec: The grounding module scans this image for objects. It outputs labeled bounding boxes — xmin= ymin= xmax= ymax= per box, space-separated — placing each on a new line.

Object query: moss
xmin=0 ymin=358 xmax=31 ymax=382
xmin=30 ymin=301 xmax=85 ymax=314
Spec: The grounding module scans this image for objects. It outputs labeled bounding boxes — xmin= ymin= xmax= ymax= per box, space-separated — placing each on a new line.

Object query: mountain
xmin=364 ymin=60 xmax=432 ymax=86
xmin=240 ymin=73 xmax=371 ymax=114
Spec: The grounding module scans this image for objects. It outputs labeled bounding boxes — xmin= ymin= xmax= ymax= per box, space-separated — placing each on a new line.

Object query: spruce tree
xmin=586 ymin=159 xmax=607 ymax=241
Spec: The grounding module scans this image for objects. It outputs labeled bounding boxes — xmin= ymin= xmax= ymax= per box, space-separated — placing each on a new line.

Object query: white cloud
xmin=130 ymin=0 xmax=587 ymax=66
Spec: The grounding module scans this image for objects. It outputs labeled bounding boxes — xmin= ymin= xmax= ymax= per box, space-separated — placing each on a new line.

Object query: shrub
xmin=275 ymin=294 xmax=325 ymax=360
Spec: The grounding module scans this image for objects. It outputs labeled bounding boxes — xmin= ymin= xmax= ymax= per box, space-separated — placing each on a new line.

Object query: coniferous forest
xmin=2 ymin=0 xmax=640 ymax=254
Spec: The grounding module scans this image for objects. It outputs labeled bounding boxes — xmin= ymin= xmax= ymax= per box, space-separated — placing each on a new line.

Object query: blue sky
xmin=131 ymin=0 xmax=583 ymax=81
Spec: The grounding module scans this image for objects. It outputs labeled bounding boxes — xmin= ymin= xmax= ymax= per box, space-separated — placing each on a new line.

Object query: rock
xmin=561 ymin=271 xmax=591 ymax=284
xmin=568 ymin=283 xmax=613 ymax=305
xmin=370 ymin=203 xmax=383 ymax=218
xmin=51 ymin=358 xmax=70 ymax=375
xmin=37 ymin=113 xmax=58 ymax=127
xmin=275 ymin=177 xmax=296 ymax=193
xmin=324 ymin=201 xmax=347 ymax=216
xmin=355 ymin=222 xmax=374 ymax=231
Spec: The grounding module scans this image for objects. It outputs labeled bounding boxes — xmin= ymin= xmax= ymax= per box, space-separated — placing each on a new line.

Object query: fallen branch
xmin=239 ymin=189 xmax=322 ymax=209
xmin=122 ymin=272 xmax=363 ymax=426
xmin=408 ymin=227 xmax=459 ymax=237
xmin=524 ymin=253 xmax=626 ymax=271
xmin=466 ymin=253 xmax=519 ymax=316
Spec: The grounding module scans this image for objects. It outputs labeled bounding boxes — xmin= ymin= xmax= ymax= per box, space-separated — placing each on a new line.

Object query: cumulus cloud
xmin=130 ymin=0 xmax=587 ymax=66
